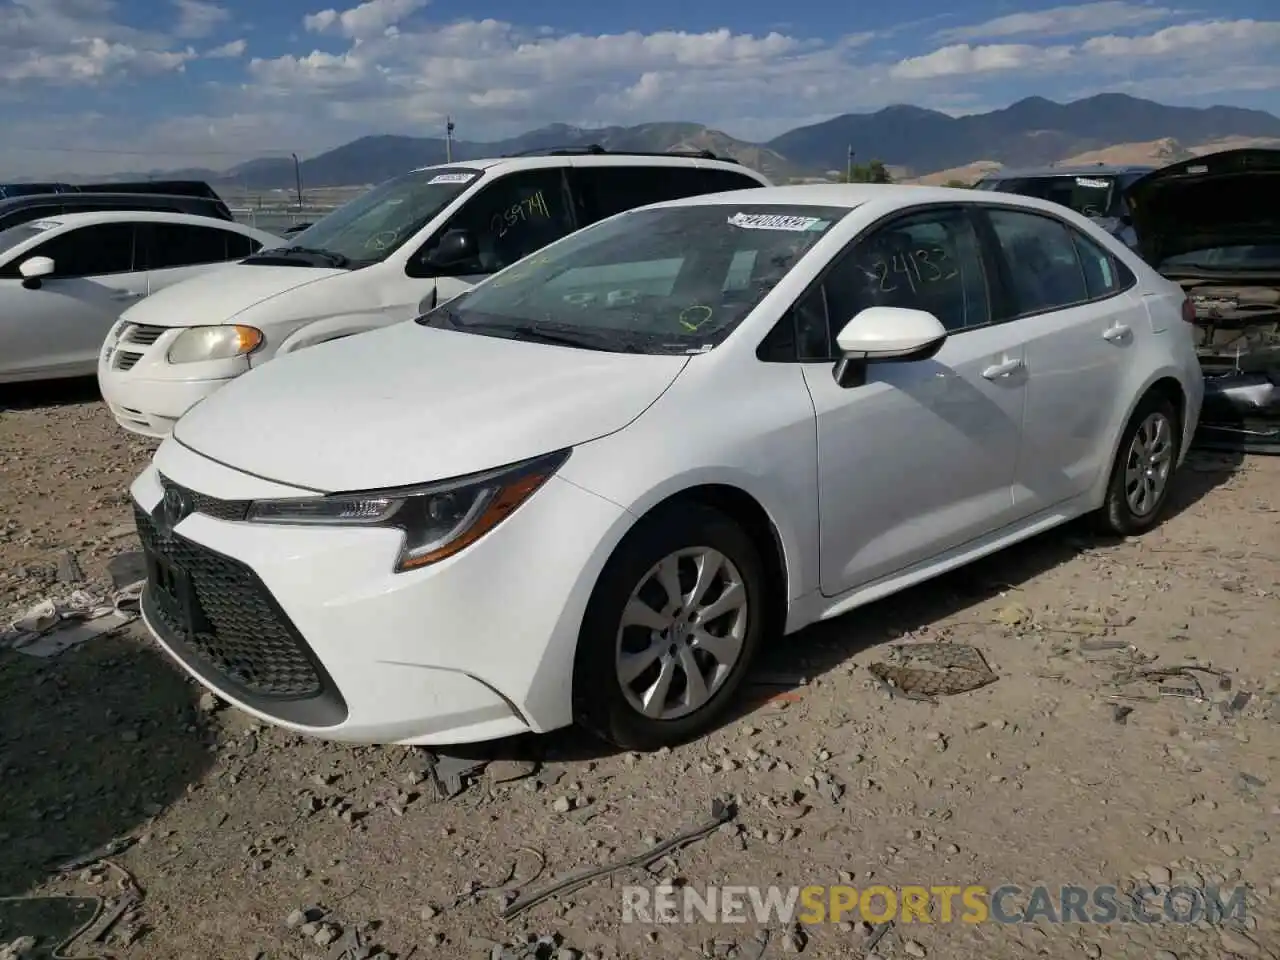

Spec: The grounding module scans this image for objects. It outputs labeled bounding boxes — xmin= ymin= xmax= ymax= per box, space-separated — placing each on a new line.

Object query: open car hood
xmin=1124 ymin=148 xmax=1280 ymax=266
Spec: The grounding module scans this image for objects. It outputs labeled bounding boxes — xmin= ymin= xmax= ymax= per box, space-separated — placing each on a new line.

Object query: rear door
xmin=0 ymin=222 xmax=144 ymax=378
xmin=136 ymin=221 xmax=264 ymax=292
xmin=978 ymin=205 xmax=1145 ymax=510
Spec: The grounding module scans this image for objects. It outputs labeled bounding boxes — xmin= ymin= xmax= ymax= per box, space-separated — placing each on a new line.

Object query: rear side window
xmin=142 ymin=223 xmax=258 ymax=268
xmin=985 ymin=208 xmax=1088 ymax=314
xmin=1072 ymin=231 xmax=1121 ymax=299
xmin=576 ymin=166 xmax=714 ymax=223
xmin=700 ymin=168 xmax=765 ymax=193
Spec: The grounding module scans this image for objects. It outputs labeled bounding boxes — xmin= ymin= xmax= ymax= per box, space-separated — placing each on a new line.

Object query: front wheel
xmin=573 ymin=503 xmax=767 ymax=751
xmin=1095 ymin=391 xmax=1181 ymax=536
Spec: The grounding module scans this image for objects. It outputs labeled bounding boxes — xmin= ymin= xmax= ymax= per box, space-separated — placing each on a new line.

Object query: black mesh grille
xmin=158 ymin=473 xmax=251 ymax=522
xmin=135 ymin=502 xmax=323 ymax=699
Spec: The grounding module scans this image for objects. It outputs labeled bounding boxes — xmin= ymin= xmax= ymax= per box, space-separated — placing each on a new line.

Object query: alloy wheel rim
xmin=1124 ymin=411 xmax=1174 ymax=517
xmin=614 ymin=547 xmax=749 ymax=721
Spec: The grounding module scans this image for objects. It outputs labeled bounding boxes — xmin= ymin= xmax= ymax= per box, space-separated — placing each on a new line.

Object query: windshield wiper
xmin=244 ymin=245 xmax=350 ymax=268
xmin=467 ymin=320 xmax=647 ymax=353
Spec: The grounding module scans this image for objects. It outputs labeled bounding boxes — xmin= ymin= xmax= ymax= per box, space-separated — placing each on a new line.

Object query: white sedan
xmin=127 ymin=184 xmax=1204 ymax=750
xmin=0 ymin=211 xmax=281 ymax=384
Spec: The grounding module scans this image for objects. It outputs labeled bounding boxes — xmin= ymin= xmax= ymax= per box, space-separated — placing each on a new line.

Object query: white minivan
xmin=98 ymin=151 xmax=772 ymax=437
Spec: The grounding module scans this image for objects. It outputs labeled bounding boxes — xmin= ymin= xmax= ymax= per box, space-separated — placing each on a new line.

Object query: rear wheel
xmin=573 ymin=503 xmax=766 ymax=751
xmin=1095 ymin=391 xmax=1180 ymax=536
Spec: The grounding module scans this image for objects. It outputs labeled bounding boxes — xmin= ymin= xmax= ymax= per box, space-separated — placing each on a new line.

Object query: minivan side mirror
xmin=831 ymin=305 xmax=948 ymax=388
xmin=19 ymin=255 xmax=55 ymax=289
xmin=425 ymin=228 xmax=478 ymax=268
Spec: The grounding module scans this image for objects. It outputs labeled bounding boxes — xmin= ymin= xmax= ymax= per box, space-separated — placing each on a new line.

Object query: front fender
xmin=273 ymin=312 xmax=398 ymax=355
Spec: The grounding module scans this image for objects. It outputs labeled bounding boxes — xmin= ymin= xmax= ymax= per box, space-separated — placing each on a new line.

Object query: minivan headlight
xmin=167 ymin=325 xmax=263 ymax=364
xmin=246 ymin=449 xmax=570 ymax=572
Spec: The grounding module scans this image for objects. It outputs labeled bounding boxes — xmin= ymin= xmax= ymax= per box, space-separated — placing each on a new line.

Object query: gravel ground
xmin=3 ymin=379 xmax=1280 ymax=960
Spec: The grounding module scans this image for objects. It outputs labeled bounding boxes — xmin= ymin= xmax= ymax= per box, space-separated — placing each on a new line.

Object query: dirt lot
xmin=3 ymin=381 xmax=1280 ymax=960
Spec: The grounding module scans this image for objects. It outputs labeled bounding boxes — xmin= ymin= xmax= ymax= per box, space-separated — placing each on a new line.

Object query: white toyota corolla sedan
xmin=129 ymin=184 xmax=1204 ymax=750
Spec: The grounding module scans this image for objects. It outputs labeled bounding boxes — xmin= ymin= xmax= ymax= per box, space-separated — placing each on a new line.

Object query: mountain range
xmin=66 ymin=93 xmax=1280 ymax=189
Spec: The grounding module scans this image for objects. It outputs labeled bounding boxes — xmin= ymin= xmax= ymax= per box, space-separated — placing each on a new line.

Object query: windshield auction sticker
xmin=1074 ymin=177 xmax=1109 ymax=189
xmin=727 ymin=213 xmax=829 ymax=232
xmin=428 ymin=172 xmax=476 ymax=184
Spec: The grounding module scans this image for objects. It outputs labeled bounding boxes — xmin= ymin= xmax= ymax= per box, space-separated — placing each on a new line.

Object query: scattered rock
xmin=902 ymin=940 xmax=926 ymax=958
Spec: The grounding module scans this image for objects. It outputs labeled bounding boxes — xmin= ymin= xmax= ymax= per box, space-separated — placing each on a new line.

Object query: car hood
xmin=173 ymin=321 xmax=690 ymax=491
xmin=1125 ymin=148 xmax=1280 ymax=265
xmin=121 ymin=263 xmax=347 ymax=327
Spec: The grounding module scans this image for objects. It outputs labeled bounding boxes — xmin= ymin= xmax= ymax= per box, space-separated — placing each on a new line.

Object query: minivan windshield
xmin=258 ymin=167 xmax=483 ymax=267
xmin=418 ymin=203 xmax=848 ymax=355
xmin=976 ymin=175 xmax=1119 ymax=219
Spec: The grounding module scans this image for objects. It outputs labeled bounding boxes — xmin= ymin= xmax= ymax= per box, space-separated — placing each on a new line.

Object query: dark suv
xmin=972 ymin=165 xmax=1154 ymax=247
xmin=0 ymin=191 xmax=234 ymax=233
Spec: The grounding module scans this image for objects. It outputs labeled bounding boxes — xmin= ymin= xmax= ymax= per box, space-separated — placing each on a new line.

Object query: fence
xmin=228 ymin=206 xmax=341 ymax=234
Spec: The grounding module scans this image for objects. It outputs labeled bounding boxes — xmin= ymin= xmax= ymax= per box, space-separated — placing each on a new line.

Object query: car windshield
xmin=979 ymin=175 xmax=1118 ymax=219
xmin=262 ymin=167 xmax=483 ymax=266
xmin=418 ymin=203 xmax=848 ymax=355
xmin=1160 ymin=244 xmax=1280 ymax=271
xmin=0 ymin=222 xmax=49 ymax=258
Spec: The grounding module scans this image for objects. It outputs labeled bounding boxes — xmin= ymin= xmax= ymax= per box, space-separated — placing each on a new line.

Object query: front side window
xmin=415 ymin=169 xmax=577 ymax=275
xmin=276 ymin=167 xmax=483 ymax=265
xmin=824 ymin=208 xmax=991 ymax=338
xmin=10 ymin=223 xmax=136 ymax=278
xmin=418 ymin=204 xmax=847 ymax=354
xmin=986 ymin=208 xmax=1088 ymax=314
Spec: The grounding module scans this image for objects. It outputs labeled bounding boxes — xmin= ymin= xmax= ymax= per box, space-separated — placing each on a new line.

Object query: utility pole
xmin=846 ymin=145 xmax=855 ymax=183
xmin=291 ymin=152 xmax=303 ymax=210
xmin=445 ymin=116 xmax=455 ymax=163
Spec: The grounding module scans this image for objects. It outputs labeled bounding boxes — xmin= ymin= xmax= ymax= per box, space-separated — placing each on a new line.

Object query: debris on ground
xmin=1 ymin=582 xmax=143 ymax=658
xmin=867 ymin=643 xmax=998 ymax=702
xmin=500 ymin=799 xmax=735 ymax=919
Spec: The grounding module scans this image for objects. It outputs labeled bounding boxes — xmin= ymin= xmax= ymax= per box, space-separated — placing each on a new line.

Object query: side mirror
xmin=19 ymin=255 xmax=54 ymax=289
xmin=425 ymin=229 xmax=478 ymax=268
xmin=832 ymin=306 xmax=948 ymax=388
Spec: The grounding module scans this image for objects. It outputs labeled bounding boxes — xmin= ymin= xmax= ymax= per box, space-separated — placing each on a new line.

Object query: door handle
xmin=1102 ymin=324 xmax=1131 ymax=343
xmin=982 ymin=357 xmax=1024 ymax=380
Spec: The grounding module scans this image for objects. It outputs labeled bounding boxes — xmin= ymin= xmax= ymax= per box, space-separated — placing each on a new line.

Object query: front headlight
xmin=167 ymin=325 xmax=263 ymax=364
xmin=246 ymin=449 xmax=570 ymax=572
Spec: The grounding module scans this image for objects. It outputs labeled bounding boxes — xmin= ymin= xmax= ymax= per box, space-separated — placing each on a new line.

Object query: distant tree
xmin=943 ymin=178 xmax=971 ymax=188
xmin=841 ymin=159 xmax=892 ymax=184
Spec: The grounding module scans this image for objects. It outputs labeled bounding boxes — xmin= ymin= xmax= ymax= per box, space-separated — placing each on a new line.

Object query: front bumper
xmin=130 ymin=441 xmax=630 ymax=745
xmin=98 ymin=322 xmax=249 ymax=437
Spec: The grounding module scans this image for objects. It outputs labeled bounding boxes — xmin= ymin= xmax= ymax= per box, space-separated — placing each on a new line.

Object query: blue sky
xmin=2 ymin=0 xmax=1277 ymax=175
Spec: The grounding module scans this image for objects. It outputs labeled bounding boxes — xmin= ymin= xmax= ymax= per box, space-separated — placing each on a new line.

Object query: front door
xmin=799 ymin=206 xmax=1029 ymax=596
xmin=0 ymin=222 xmax=143 ymax=379
xmin=403 ymin=168 xmax=581 ymax=313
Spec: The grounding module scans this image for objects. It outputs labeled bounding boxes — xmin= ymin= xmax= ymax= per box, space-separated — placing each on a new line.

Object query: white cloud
xmin=935 ymin=2 xmax=1177 ymax=43
xmin=172 ymin=0 xmax=230 ymax=39
xmin=205 ymin=38 xmax=246 ymax=58
xmin=891 ymin=42 xmax=1073 ymax=80
xmin=1080 ymin=18 xmax=1280 ymax=57
xmin=303 ymin=0 xmax=430 ymax=40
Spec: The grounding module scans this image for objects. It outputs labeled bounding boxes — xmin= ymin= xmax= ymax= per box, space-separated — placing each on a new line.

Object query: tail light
xmin=1181 ymin=297 xmax=1196 ymax=323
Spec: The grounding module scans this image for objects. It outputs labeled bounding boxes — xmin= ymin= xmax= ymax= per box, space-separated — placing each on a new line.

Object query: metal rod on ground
xmin=847 ymin=145 xmax=854 ymax=182
xmin=446 ymin=116 xmax=455 ymax=163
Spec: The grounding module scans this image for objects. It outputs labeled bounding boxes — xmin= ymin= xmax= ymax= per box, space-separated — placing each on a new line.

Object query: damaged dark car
xmin=1125 ymin=148 xmax=1280 ymax=454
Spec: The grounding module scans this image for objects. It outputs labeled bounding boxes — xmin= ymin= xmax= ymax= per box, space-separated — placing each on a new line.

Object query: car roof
xmin=980 ymin=164 xmax=1157 ymax=179
xmin=21 ymin=209 xmax=277 ymax=238
xmin=410 ymin=153 xmax=763 ymax=176
xmin=634 ymin=182 xmax=1119 ymax=221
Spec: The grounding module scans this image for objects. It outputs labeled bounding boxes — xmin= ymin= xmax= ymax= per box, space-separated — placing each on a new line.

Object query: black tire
xmin=573 ymin=502 xmax=768 ymax=751
xmin=1094 ymin=390 xmax=1181 ymax=536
